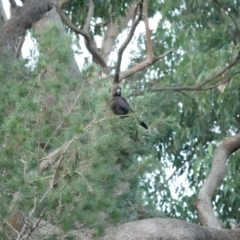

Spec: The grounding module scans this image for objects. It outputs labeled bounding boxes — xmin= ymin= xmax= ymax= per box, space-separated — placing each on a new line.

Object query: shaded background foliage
xmin=1 ymin=0 xmax=240 ymax=237
xmin=119 ymin=0 xmax=240 ymax=223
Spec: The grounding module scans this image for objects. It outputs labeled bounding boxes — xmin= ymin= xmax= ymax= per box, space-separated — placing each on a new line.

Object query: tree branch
xmin=0 ymin=0 xmax=52 ymax=51
xmin=117 ymin=0 xmax=173 ymax=82
xmin=195 ymin=131 xmax=240 ymax=228
xmin=55 ymin=0 xmax=108 ymax=70
xmin=197 ymin=51 xmax=240 ymax=87
xmin=83 ymin=0 xmax=94 ymax=32
xmin=120 ymin=49 xmax=173 ymax=81
xmin=143 ymin=0 xmax=153 ymax=61
xmin=113 ymin=0 xmax=143 ymax=83
xmin=129 ymin=53 xmax=240 ymax=96
xmin=101 ymin=2 xmax=137 ymax=63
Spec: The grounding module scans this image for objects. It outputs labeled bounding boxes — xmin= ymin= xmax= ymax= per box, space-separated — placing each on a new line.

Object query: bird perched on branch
xmin=111 ymin=86 xmax=148 ymax=129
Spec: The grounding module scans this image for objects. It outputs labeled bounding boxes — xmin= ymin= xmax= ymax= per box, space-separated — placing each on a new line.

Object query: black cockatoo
xmin=111 ymin=86 xmax=148 ymax=129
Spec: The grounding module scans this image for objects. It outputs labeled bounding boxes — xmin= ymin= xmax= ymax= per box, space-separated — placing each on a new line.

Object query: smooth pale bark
xmin=196 ymin=132 xmax=240 ymax=228
xmin=30 ymin=218 xmax=240 ymax=240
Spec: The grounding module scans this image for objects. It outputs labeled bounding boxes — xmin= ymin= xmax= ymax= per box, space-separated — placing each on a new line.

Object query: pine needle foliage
xmin=0 ymin=25 xmax=175 ymax=238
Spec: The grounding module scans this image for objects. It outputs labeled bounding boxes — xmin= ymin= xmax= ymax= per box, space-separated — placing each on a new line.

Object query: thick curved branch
xmin=0 ymin=0 xmax=52 ymax=51
xmin=113 ymin=0 xmax=143 ymax=83
xmin=82 ymin=0 xmax=98 ymax=50
xmin=55 ymin=0 xmax=108 ymax=70
xmin=195 ymin=131 xmax=240 ymax=228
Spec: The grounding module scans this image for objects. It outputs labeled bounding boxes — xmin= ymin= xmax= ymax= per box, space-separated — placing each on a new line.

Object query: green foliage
xmin=0 ymin=24 xmax=173 ymax=237
xmin=124 ymin=0 xmax=240 ymax=223
xmin=2 ymin=0 xmax=240 ymax=237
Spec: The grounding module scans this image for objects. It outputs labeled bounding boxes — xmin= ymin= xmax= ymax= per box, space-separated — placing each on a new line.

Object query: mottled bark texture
xmin=0 ymin=0 xmax=52 ymax=51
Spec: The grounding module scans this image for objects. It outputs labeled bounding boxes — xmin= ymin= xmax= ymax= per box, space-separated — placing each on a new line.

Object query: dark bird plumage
xmin=111 ymin=86 xmax=148 ymax=129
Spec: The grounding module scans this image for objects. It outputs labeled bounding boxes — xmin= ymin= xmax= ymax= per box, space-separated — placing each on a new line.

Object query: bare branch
xmin=130 ymin=53 xmax=240 ymax=96
xmin=143 ymin=0 xmax=153 ymax=60
xmin=39 ymin=140 xmax=73 ymax=173
xmin=212 ymin=71 xmax=240 ymax=90
xmin=55 ymin=0 xmax=108 ymax=70
xmin=42 ymin=83 xmax=84 ymax=152
xmin=116 ymin=0 xmax=173 ymax=81
xmin=39 ymin=115 xmax=120 ymax=173
xmin=113 ymin=0 xmax=143 ymax=83
xmin=39 ymin=86 xmax=84 ymax=172
xmin=120 ymin=49 xmax=173 ymax=81
xmin=195 ymin=131 xmax=240 ymax=228
xmin=197 ymin=51 xmax=240 ymax=87
xmin=83 ymin=0 xmax=94 ymax=32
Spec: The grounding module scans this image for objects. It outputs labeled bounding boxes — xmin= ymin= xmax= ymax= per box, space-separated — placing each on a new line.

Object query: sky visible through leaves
xmin=1 ymin=0 xmax=193 ymax=202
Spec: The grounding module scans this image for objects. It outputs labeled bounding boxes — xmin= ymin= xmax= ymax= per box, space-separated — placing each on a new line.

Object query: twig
xmin=23 ymin=208 xmax=47 ymax=240
xmin=27 ymin=67 xmax=47 ymax=98
xmin=43 ymin=87 xmax=83 ymax=151
xmin=39 ymin=115 xmax=123 ymax=173
xmin=39 ymin=188 xmax=51 ymax=203
xmin=74 ymin=171 xmax=93 ymax=193
xmin=51 ymin=136 xmax=78 ymax=188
